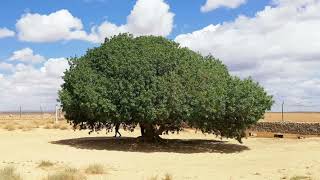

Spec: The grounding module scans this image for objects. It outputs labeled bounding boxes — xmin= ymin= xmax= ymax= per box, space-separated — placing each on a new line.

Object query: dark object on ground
xmin=114 ymin=123 xmax=121 ymax=137
xmin=274 ymin=133 xmax=284 ymax=138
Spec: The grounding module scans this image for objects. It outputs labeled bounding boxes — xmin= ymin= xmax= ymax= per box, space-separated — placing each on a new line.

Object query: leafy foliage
xmin=59 ymin=34 xmax=273 ymax=142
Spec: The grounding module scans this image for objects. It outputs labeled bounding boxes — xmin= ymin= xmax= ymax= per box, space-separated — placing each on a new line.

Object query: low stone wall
xmin=250 ymin=122 xmax=320 ymax=135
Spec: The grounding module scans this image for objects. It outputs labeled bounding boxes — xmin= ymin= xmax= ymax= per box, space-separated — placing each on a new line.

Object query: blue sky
xmin=0 ymin=0 xmax=269 ymax=59
xmin=1 ymin=0 xmax=320 ymax=112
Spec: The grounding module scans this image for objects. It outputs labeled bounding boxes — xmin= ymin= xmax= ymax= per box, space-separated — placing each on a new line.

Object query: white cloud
xmin=86 ymin=0 xmax=175 ymax=43
xmin=16 ymin=0 xmax=174 ymax=43
xmin=16 ymin=9 xmax=87 ymax=42
xmin=0 ymin=62 xmax=14 ymax=72
xmin=0 ymin=57 xmax=69 ymax=112
xmin=201 ymin=0 xmax=246 ymax=12
xmin=176 ymin=0 xmax=320 ymax=111
xmin=0 ymin=28 xmax=15 ymax=38
xmin=126 ymin=0 xmax=174 ymax=37
xmin=9 ymin=48 xmax=45 ymax=64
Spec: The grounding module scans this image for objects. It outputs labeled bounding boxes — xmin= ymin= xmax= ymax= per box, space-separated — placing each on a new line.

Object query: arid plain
xmin=0 ymin=113 xmax=319 ymax=180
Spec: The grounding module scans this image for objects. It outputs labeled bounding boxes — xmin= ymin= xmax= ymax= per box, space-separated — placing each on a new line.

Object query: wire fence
xmin=0 ymin=100 xmax=319 ymax=122
xmin=0 ymin=105 xmax=64 ymax=121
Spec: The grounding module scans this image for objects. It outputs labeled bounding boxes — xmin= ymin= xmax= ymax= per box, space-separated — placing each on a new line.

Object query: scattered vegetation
xmin=0 ymin=166 xmax=22 ymax=180
xmin=0 ymin=116 xmax=72 ymax=131
xmin=3 ymin=124 xmax=16 ymax=131
xmin=84 ymin=164 xmax=106 ymax=174
xmin=162 ymin=173 xmax=173 ymax=180
xmin=148 ymin=173 xmax=173 ymax=180
xmin=148 ymin=176 xmax=158 ymax=180
xmin=44 ymin=124 xmax=53 ymax=129
xmin=38 ymin=161 xmax=55 ymax=168
xmin=290 ymin=176 xmax=312 ymax=180
xmin=43 ymin=167 xmax=86 ymax=180
xmin=52 ymin=124 xmax=60 ymax=129
xmin=17 ymin=125 xmax=24 ymax=130
xmin=59 ymin=125 xmax=69 ymax=130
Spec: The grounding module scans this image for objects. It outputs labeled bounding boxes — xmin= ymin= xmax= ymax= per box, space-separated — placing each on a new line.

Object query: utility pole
xmin=55 ymin=104 xmax=58 ymax=124
xmin=19 ymin=105 xmax=22 ymax=119
xmin=40 ymin=105 xmax=43 ymax=120
xmin=281 ymin=101 xmax=284 ymax=121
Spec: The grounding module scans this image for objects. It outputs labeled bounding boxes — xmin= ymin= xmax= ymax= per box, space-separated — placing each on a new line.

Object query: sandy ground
xmin=1 ymin=112 xmax=320 ymax=123
xmin=0 ymin=128 xmax=320 ymax=180
xmin=262 ymin=112 xmax=320 ymax=123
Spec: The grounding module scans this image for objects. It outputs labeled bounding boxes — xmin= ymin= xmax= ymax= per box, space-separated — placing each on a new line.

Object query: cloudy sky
xmin=0 ymin=0 xmax=319 ymax=112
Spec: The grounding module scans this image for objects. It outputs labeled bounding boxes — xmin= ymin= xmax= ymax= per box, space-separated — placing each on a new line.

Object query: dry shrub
xmin=290 ymin=176 xmax=312 ymax=180
xmin=43 ymin=167 xmax=86 ymax=180
xmin=17 ymin=125 xmax=24 ymax=130
xmin=149 ymin=176 xmax=158 ymax=180
xmin=31 ymin=121 xmax=41 ymax=128
xmin=44 ymin=124 xmax=53 ymax=129
xmin=52 ymin=124 xmax=60 ymax=129
xmin=0 ymin=166 xmax=22 ymax=180
xmin=149 ymin=173 xmax=173 ymax=180
xmin=4 ymin=124 xmax=16 ymax=131
xmin=20 ymin=124 xmax=35 ymax=132
xmin=12 ymin=121 xmax=19 ymax=126
xmin=38 ymin=160 xmax=55 ymax=168
xmin=162 ymin=173 xmax=173 ymax=180
xmin=33 ymin=120 xmax=49 ymax=127
xmin=84 ymin=164 xmax=106 ymax=174
xmin=59 ymin=125 xmax=69 ymax=130
xmin=22 ymin=126 xmax=33 ymax=132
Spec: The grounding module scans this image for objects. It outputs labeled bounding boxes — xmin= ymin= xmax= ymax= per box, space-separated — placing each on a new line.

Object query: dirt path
xmin=0 ymin=128 xmax=319 ymax=180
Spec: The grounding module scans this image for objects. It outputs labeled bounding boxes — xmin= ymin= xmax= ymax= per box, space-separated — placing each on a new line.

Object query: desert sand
xmin=0 ymin=127 xmax=319 ymax=180
xmin=262 ymin=112 xmax=320 ymax=123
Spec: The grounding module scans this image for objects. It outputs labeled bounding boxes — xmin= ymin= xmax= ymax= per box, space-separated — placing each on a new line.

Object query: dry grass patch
xmin=162 ymin=173 xmax=173 ymax=180
xmin=84 ymin=163 xmax=106 ymax=174
xmin=149 ymin=173 xmax=173 ymax=180
xmin=43 ymin=167 xmax=86 ymax=180
xmin=0 ymin=166 xmax=22 ymax=180
xmin=22 ymin=126 xmax=33 ymax=132
xmin=3 ymin=124 xmax=16 ymax=131
xmin=38 ymin=160 xmax=55 ymax=168
xmin=290 ymin=176 xmax=312 ymax=180
xmin=32 ymin=120 xmax=46 ymax=127
xmin=17 ymin=125 xmax=24 ymax=129
xmin=46 ymin=123 xmax=71 ymax=130
xmin=44 ymin=124 xmax=53 ymax=129
xmin=52 ymin=123 xmax=61 ymax=129
xmin=149 ymin=176 xmax=158 ymax=180
xmin=59 ymin=125 xmax=69 ymax=130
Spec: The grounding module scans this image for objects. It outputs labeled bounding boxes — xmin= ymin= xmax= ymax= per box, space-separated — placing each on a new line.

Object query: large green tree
xmin=59 ymin=34 xmax=273 ymax=142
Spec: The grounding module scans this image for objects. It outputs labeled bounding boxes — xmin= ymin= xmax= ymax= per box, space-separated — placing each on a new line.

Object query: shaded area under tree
xmin=51 ymin=136 xmax=249 ymax=154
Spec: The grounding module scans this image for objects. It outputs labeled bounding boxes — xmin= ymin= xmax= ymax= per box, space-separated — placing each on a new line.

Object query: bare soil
xmin=263 ymin=112 xmax=320 ymax=123
xmin=0 ymin=127 xmax=319 ymax=180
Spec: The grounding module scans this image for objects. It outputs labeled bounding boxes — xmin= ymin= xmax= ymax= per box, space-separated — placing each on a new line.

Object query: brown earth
xmin=1 ymin=111 xmax=320 ymax=123
xmin=0 ymin=113 xmax=320 ymax=179
xmin=262 ymin=112 xmax=320 ymax=123
xmin=0 ymin=126 xmax=320 ymax=180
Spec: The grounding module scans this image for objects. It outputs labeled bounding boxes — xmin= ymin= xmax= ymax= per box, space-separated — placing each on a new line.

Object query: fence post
xmin=19 ymin=105 xmax=22 ymax=119
xmin=40 ymin=105 xmax=43 ymax=120
xmin=282 ymin=101 xmax=284 ymax=121
xmin=55 ymin=105 xmax=58 ymax=123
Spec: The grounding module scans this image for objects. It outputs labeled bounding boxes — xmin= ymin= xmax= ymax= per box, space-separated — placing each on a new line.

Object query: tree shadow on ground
xmin=51 ymin=137 xmax=249 ymax=154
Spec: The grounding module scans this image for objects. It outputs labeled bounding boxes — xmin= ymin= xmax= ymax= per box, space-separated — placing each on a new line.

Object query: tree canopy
xmin=59 ymin=34 xmax=273 ymax=142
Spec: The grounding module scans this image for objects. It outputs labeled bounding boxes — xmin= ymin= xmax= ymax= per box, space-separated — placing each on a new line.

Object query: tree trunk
xmin=138 ymin=123 xmax=162 ymax=142
xmin=140 ymin=123 xmax=145 ymax=136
